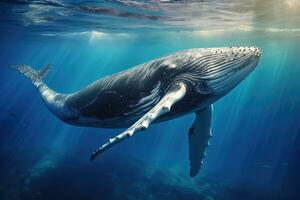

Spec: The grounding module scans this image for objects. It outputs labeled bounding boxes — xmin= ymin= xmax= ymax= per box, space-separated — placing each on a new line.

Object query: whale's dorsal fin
xmin=90 ymin=82 xmax=187 ymax=161
xmin=188 ymin=105 xmax=213 ymax=177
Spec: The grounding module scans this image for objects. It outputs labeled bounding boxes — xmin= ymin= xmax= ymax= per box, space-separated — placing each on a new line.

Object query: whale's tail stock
xmin=9 ymin=64 xmax=51 ymax=88
xmin=9 ymin=64 xmax=71 ymax=121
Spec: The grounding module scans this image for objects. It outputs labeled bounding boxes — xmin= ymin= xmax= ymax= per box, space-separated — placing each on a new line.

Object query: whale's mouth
xmin=210 ymin=59 xmax=258 ymax=94
xmin=203 ymin=46 xmax=261 ymax=95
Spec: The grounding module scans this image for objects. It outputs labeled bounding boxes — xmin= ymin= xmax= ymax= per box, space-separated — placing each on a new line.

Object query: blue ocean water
xmin=0 ymin=1 xmax=300 ymax=199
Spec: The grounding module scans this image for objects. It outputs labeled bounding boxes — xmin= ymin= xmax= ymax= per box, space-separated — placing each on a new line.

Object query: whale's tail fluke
xmin=9 ymin=64 xmax=51 ymax=88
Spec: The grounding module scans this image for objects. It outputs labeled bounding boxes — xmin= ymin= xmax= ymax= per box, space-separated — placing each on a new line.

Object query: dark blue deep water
xmin=1 ymin=1 xmax=300 ymax=200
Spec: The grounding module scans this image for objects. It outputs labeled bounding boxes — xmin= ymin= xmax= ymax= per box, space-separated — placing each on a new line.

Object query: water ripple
xmin=0 ymin=0 xmax=299 ymax=36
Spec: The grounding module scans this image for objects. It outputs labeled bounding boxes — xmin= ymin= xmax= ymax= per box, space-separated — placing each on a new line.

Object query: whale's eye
xmin=195 ymin=81 xmax=211 ymax=94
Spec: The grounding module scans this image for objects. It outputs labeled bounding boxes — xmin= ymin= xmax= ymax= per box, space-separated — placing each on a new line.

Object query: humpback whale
xmin=11 ymin=46 xmax=261 ymax=177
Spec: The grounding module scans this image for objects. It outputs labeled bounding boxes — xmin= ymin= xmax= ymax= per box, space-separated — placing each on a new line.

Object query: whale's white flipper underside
xmin=188 ymin=105 xmax=213 ymax=177
xmin=90 ymin=82 xmax=187 ymax=161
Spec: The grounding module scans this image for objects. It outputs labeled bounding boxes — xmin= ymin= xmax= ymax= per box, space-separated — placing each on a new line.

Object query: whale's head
xmin=175 ymin=46 xmax=261 ymax=100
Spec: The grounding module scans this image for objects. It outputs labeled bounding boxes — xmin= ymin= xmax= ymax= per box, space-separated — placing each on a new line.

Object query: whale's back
xmin=64 ymin=57 xmax=174 ymax=127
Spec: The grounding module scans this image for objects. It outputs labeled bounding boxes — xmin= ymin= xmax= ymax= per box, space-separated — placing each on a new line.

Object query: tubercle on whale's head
xmin=185 ymin=46 xmax=262 ymax=98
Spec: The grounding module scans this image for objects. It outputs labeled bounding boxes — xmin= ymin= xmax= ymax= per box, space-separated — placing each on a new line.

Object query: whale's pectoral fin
xmin=188 ymin=105 xmax=213 ymax=177
xmin=90 ymin=82 xmax=187 ymax=161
